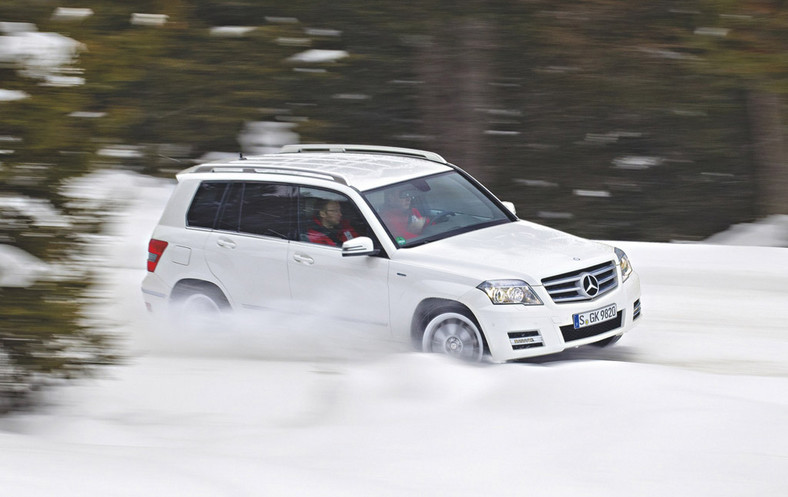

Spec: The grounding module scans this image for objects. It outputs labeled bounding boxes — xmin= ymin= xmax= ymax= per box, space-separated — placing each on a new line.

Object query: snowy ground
xmin=1 ymin=172 xmax=787 ymax=496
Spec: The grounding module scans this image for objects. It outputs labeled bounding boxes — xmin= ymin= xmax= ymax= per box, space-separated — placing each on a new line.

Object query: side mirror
xmin=502 ymin=201 xmax=517 ymax=215
xmin=341 ymin=236 xmax=379 ymax=257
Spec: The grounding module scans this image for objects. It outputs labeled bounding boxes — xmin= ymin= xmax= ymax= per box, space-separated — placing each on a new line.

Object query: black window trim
xmin=186 ymin=180 xmax=295 ymax=240
xmin=185 ymin=180 xmax=385 ymax=252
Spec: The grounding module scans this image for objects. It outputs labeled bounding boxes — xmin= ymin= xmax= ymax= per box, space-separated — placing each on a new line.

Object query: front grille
xmin=541 ymin=261 xmax=618 ymax=303
xmin=560 ymin=311 xmax=623 ymax=342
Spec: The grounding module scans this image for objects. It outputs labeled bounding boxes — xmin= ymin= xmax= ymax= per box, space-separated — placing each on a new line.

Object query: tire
xmin=171 ymin=282 xmax=229 ymax=315
xmin=591 ymin=333 xmax=622 ymax=347
xmin=421 ymin=310 xmax=484 ymax=362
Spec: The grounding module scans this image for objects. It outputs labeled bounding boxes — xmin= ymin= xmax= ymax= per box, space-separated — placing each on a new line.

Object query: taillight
xmin=147 ymin=239 xmax=168 ymax=272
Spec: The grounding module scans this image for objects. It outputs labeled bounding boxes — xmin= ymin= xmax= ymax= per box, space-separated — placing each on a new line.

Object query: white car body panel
xmin=287 ymin=240 xmax=391 ymax=335
xmin=142 ymin=146 xmax=642 ymax=362
xmin=391 ymin=221 xmax=615 ymax=284
xmin=204 ymin=231 xmax=291 ymax=309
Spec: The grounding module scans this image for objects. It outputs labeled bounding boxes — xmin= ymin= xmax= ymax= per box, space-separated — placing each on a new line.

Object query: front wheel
xmin=422 ymin=311 xmax=484 ymax=362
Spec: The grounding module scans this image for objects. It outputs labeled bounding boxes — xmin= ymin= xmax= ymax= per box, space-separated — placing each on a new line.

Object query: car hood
xmin=395 ymin=221 xmax=616 ymax=285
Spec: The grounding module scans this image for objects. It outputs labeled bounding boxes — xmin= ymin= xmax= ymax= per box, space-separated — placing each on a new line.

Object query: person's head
xmin=385 ymin=188 xmax=415 ymax=212
xmin=317 ymin=199 xmax=342 ymax=228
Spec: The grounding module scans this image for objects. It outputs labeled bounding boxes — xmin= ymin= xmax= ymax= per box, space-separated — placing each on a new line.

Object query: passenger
xmin=307 ymin=199 xmax=358 ymax=246
xmin=381 ymin=188 xmax=429 ymax=240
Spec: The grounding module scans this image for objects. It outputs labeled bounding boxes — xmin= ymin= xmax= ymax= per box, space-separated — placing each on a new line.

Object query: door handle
xmin=216 ymin=238 xmax=236 ymax=249
xmin=293 ymin=253 xmax=314 ymax=265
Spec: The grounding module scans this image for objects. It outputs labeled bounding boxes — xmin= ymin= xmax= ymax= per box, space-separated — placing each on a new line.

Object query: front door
xmin=287 ymin=187 xmax=391 ymax=338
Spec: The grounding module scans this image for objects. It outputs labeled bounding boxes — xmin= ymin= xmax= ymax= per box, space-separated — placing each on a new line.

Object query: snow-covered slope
xmin=1 ymin=172 xmax=786 ymax=497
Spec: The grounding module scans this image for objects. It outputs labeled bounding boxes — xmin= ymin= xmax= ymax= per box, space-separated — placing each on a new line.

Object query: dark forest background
xmin=1 ymin=0 xmax=787 ymax=409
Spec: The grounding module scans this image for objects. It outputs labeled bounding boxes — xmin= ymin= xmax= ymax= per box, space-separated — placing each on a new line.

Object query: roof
xmin=177 ymin=144 xmax=454 ymax=191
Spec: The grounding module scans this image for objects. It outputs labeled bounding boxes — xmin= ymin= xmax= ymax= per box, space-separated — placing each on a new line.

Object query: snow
xmin=210 ymin=26 xmax=257 ymax=38
xmin=238 ymin=121 xmax=300 ymax=155
xmin=0 ymin=194 xmax=71 ymax=228
xmin=0 ymin=244 xmax=48 ymax=287
xmin=705 ymin=214 xmax=788 ymax=247
xmin=130 ymin=14 xmax=169 ymax=27
xmin=1 ymin=171 xmax=787 ymax=496
xmin=0 ymin=29 xmax=85 ymax=84
xmin=51 ymin=8 xmax=94 ymax=22
xmin=0 ymin=89 xmax=29 ymax=102
xmin=287 ymin=49 xmax=350 ymax=64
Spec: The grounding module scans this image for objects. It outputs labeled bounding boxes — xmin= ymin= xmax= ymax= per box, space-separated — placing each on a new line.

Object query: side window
xmin=186 ymin=181 xmax=295 ymax=238
xmin=215 ymin=182 xmax=243 ymax=231
xmin=239 ymin=183 xmax=295 ymax=239
xmin=298 ymin=187 xmax=370 ymax=247
xmin=186 ymin=182 xmax=227 ymax=228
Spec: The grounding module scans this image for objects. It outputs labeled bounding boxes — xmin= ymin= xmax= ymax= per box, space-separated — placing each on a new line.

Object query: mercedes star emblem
xmin=580 ymin=273 xmax=600 ymax=297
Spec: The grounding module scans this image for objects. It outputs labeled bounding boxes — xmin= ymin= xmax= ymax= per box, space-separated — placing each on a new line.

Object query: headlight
xmin=477 ymin=279 xmax=543 ymax=305
xmin=615 ymin=247 xmax=633 ymax=282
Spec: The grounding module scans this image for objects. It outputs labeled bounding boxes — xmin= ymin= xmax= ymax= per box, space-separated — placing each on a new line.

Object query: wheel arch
xmin=170 ymin=278 xmax=231 ymax=309
xmin=410 ymin=298 xmax=488 ymax=353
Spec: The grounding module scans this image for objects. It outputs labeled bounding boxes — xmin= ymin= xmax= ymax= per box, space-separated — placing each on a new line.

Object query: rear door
xmin=204 ymin=182 xmax=295 ymax=310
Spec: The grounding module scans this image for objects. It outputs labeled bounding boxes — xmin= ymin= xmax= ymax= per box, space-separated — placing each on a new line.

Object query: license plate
xmin=573 ymin=303 xmax=617 ymax=329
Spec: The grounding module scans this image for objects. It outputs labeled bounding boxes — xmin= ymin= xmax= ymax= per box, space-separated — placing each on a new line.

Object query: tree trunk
xmin=746 ymin=88 xmax=788 ymax=215
xmin=415 ymin=19 xmax=496 ymax=183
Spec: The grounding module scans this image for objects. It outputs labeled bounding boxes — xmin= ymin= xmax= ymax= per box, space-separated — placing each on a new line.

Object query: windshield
xmin=364 ymin=171 xmax=513 ymax=247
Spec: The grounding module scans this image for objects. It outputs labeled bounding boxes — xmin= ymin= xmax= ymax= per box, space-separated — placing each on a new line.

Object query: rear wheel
xmin=421 ymin=310 xmax=484 ymax=362
xmin=180 ymin=292 xmax=224 ymax=314
xmin=171 ymin=282 xmax=229 ymax=316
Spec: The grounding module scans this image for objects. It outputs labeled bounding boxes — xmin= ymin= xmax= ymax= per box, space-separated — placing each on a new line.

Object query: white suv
xmin=142 ymin=144 xmax=641 ymax=362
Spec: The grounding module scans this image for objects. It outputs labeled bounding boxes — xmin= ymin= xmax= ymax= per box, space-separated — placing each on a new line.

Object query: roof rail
xmin=280 ymin=144 xmax=448 ymax=164
xmin=189 ymin=164 xmax=348 ymax=185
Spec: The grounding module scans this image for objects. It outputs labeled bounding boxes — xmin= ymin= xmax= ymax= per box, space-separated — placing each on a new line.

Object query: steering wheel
xmin=430 ymin=211 xmax=456 ymax=225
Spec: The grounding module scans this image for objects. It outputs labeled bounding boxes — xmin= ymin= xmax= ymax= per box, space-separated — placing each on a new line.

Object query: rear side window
xmin=216 ymin=183 xmax=243 ymax=231
xmin=186 ymin=182 xmax=227 ymax=228
xmin=238 ymin=183 xmax=294 ymax=238
xmin=187 ymin=180 xmax=295 ymax=239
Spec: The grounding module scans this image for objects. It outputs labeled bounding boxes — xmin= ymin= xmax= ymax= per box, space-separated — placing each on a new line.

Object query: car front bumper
xmin=470 ymin=272 xmax=642 ymax=363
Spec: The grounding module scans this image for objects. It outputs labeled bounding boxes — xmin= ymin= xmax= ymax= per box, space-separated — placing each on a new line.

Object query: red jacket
xmin=307 ymin=218 xmax=358 ymax=246
xmin=381 ymin=207 xmax=427 ymax=240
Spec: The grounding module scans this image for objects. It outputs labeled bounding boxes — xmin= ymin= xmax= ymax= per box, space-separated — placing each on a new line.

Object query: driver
xmin=381 ymin=188 xmax=429 ymax=240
